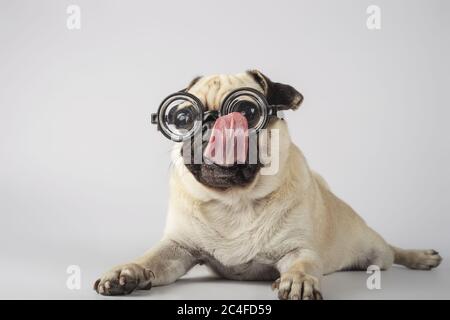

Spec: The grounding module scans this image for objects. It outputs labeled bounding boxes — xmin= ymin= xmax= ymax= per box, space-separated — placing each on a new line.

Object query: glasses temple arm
xmin=268 ymin=104 xmax=291 ymax=116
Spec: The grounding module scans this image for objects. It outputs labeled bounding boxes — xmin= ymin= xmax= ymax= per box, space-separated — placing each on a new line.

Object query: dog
xmin=94 ymin=70 xmax=442 ymax=299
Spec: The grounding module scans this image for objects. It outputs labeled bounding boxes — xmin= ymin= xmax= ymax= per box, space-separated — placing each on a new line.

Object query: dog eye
xmin=233 ymin=100 xmax=261 ymax=128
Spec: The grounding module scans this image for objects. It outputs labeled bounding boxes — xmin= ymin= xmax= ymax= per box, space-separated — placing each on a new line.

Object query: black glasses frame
xmin=151 ymin=87 xmax=289 ymax=142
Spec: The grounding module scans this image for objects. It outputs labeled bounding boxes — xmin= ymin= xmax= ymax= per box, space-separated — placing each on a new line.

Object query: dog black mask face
xmin=181 ymin=137 xmax=263 ymax=189
xmin=179 ymin=70 xmax=303 ymax=190
xmin=184 ymin=161 xmax=262 ymax=190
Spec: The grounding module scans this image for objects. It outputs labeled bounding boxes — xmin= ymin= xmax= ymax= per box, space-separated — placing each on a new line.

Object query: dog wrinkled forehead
xmin=185 ymin=73 xmax=264 ymax=111
xmin=184 ymin=70 xmax=304 ymax=112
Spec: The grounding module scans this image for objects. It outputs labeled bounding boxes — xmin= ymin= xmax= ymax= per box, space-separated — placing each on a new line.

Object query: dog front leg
xmin=273 ymin=249 xmax=323 ymax=300
xmin=94 ymin=238 xmax=196 ymax=296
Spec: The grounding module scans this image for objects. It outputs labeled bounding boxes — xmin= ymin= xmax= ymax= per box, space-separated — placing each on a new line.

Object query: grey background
xmin=0 ymin=0 xmax=449 ymax=299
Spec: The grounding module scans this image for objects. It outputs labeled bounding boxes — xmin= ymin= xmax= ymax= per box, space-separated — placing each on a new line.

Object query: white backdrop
xmin=0 ymin=0 xmax=449 ymax=299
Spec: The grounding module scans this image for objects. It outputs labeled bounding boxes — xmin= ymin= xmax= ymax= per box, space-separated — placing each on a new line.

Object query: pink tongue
xmin=203 ymin=112 xmax=248 ymax=166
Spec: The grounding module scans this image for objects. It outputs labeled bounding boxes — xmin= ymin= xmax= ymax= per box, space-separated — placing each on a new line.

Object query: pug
xmin=94 ymin=70 xmax=442 ymax=299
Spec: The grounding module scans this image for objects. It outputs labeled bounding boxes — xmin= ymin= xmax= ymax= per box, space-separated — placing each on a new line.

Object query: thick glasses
xmin=151 ymin=87 xmax=288 ymax=142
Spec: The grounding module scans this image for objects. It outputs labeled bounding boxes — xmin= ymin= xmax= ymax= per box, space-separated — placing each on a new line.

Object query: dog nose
xmin=203 ymin=112 xmax=248 ymax=166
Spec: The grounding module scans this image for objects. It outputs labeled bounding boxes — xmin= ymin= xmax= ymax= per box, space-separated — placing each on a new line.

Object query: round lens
xmin=221 ymin=88 xmax=268 ymax=131
xmin=158 ymin=93 xmax=203 ymax=141
xmin=168 ymin=104 xmax=196 ymax=131
xmin=232 ymin=100 xmax=261 ymax=128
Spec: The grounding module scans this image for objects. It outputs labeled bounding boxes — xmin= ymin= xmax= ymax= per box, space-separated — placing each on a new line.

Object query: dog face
xmin=171 ymin=70 xmax=303 ymax=194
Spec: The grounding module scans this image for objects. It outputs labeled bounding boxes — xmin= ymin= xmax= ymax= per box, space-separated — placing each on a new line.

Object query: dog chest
xmin=185 ymin=199 xmax=298 ymax=267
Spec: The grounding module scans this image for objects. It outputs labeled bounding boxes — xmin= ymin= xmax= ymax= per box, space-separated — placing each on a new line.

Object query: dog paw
xmin=94 ymin=263 xmax=154 ymax=296
xmin=408 ymin=249 xmax=442 ymax=270
xmin=272 ymin=272 xmax=323 ymax=300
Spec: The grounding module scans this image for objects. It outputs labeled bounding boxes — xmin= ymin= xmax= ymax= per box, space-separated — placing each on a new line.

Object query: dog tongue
xmin=203 ymin=112 xmax=248 ymax=166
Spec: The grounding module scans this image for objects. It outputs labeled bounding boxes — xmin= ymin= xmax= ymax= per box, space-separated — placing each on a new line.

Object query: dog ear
xmin=181 ymin=76 xmax=202 ymax=92
xmin=247 ymin=70 xmax=303 ymax=110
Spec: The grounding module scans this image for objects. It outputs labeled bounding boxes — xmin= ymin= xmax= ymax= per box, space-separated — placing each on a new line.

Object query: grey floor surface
xmin=3 ymin=256 xmax=448 ymax=300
